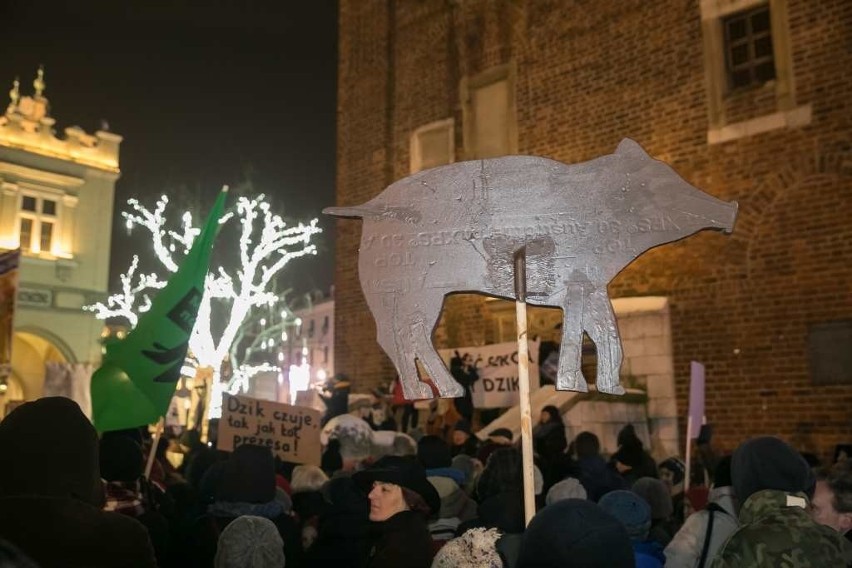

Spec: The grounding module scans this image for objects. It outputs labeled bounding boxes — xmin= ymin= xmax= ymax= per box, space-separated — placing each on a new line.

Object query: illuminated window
xmin=18 ymin=194 xmax=58 ymax=254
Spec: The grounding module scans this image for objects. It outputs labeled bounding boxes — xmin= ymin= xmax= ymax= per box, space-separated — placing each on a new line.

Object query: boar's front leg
xmin=556 ymin=282 xmax=589 ymax=392
xmin=583 ymin=288 xmax=625 ymax=395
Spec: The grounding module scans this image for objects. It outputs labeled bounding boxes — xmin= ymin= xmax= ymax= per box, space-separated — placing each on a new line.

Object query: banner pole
xmin=144 ymin=418 xmax=164 ymax=480
xmin=514 ymin=247 xmax=536 ymax=526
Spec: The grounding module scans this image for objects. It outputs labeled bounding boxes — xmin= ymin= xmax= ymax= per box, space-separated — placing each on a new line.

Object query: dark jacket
xmin=368 ymin=510 xmax=433 ymax=568
xmin=0 ymin=398 xmax=157 ymax=568
xmin=0 ymin=496 xmax=157 ymax=568
xmin=305 ymin=477 xmax=371 ymax=568
xmin=577 ymin=455 xmax=627 ymax=502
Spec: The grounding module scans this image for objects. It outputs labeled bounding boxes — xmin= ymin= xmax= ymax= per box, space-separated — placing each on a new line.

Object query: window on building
xmin=308 ymin=319 xmax=315 ymax=338
xmin=322 ymin=316 xmax=329 ymax=335
xmin=323 ymin=345 xmax=329 ymax=364
xmin=461 ymin=63 xmax=518 ymax=160
xmin=410 ymin=119 xmax=454 ymax=173
xmin=18 ymin=194 xmax=57 ymax=253
xmin=724 ymin=6 xmax=775 ymax=90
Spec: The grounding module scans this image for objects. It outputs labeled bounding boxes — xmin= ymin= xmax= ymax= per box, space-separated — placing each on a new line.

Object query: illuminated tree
xmin=86 ymin=191 xmax=321 ymax=416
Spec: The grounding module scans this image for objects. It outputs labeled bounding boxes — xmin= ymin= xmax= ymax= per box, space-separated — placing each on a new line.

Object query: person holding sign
xmin=353 ymin=456 xmax=440 ymax=568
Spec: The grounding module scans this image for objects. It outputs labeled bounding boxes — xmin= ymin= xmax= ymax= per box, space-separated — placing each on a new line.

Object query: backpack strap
xmin=697 ymin=506 xmax=715 ymax=568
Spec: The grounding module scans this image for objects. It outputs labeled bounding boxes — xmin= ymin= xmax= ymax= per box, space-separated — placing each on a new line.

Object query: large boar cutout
xmin=325 ymin=139 xmax=737 ymax=400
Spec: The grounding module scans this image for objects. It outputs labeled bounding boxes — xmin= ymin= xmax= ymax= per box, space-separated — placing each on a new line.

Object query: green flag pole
xmin=91 ymin=188 xmax=228 ymax=432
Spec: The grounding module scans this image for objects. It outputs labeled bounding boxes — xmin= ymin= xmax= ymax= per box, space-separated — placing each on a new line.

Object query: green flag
xmin=91 ymin=189 xmax=227 ymax=432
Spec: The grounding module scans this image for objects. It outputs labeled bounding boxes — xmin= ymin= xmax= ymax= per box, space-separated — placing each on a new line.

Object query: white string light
xmin=85 ymin=193 xmax=321 ymax=419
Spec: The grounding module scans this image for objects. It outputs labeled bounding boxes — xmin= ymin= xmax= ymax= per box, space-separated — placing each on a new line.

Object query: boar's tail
xmin=322 ymin=206 xmax=367 ymax=219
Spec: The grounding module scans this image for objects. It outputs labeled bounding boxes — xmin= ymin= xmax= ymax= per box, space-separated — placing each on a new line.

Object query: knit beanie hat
xmin=217 ymin=444 xmax=276 ymax=504
xmin=477 ymin=448 xmax=522 ymax=501
xmin=432 ymin=528 xmax=503 ymax=568
xmin=99 ymin=435 xmax=144 ymax=483
xmin=732 ymin=436 xmax=812 ymax=503
xmin=659 ymin=457 xmax=685 ymax=485
xmin=712 ymin=455 xmax=733 ymax=488
xmin=517 ymin=499 xmax=633 ymax=567
xmin=598 ymin=490 xmax=652 ymax=540
xmin=631 ymin=477 xmax=673 ymax=520
xmin=0 ymin=397 xmax=104 ymax=507
xmin=451 ymin=454 xmax=477 ymax=485
xmin=214 ymin=515 xmax=285 ymax=568
xmin=419 ymin=435 xmax=453 ymax=469
xmin=546 ymin=478 xmax=588 ymax=506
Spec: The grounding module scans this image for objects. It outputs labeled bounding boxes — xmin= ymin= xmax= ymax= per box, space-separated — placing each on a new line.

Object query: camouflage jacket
xmin=711 ymin=489 xmax=852 ymax=567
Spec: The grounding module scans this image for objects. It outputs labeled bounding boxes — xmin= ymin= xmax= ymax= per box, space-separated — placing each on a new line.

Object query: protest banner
xmin=439 ymin=340 xmax=539 ymax=408
xmin=218 ymin=393 xmax=322 ymax=465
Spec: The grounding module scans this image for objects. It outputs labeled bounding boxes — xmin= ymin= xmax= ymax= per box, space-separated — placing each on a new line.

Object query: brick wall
xmin=334 ymin=0 xmax=852 ymax=461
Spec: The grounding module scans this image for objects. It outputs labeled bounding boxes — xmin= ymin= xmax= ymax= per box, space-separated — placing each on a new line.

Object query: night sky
xmin=0 ymin=0 xmax=338 ymax=296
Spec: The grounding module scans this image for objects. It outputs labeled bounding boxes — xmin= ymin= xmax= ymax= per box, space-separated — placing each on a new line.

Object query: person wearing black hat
xmin=320 ymin=373 xmax=351 ymax=426
xmin=517 ymin=499 xmax=634 ymax=567
xmin=451 ymin=419 xmax=479 ymax=458
xmin=713 ymin=436 xmax=852 ymax=567
xmin=0 ymin=397 xmax=157 ymax=567
xmin=353 ymin=455 xmax=440 ymax=568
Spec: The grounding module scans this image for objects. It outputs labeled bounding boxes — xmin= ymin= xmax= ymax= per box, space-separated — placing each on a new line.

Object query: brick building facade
xmin=333 ymin=0 xmax=852 ymax=460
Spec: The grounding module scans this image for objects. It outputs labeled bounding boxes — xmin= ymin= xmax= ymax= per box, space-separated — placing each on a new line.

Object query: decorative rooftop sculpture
xmin=326 ymin=139 xmax=737 ymax=400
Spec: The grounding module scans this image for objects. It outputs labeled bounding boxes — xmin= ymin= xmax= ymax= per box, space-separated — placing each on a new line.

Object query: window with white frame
xmin=410 ymin=118 xmax=454 ymax=173
xmin=18 ymin=193 xmax=58 ymax=254
xmin=700 ymin=0 xmax=810 ymax=144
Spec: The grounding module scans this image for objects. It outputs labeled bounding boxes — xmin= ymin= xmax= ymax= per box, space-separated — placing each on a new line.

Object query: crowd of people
xmin=0 ymin=395 xmax=850 ymax=567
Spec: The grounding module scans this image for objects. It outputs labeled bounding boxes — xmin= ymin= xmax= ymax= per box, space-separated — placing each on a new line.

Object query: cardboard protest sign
xmin=217 ymin=394 xmax=322 ymax=465
xmin=688 ymin=361 xmax=705 ymax=438
xmin=439 ymin=341 xmax=540 ymax=408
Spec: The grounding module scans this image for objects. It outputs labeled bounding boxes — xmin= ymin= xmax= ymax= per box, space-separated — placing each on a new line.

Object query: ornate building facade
xmin=0 ymin=68 xmax=121 ymax=402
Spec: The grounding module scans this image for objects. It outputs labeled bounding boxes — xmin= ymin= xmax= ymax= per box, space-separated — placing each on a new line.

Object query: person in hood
xmin=99 ymin=433 xmax=171 ymax=565
xmin=632 ymin=477 xmax=676 ymax=546
xmin=573 ymin=431 xmax=627 ymax=502
xmin=599 ymin=490 xmax=666 ymax=568
xmin=0 ymin=397 xmax=157 ymax=568
xmin=193 ymin=444 xmax=301 ymax=567
xmin=417 ymin=435 xmax=477 ymax=543
xmin=517 ymin=499 xmax=634 ymax=568
xmin=612 ymin=425 xmax=658 ymax=486
xmin=290 ymin=465 xmax=330 ymax=551
xmin=476 ymin=427 xmax=514 ymax=465
xmin=659 ymin=456 xmax=687 ymax=527
xmin=320 ymin=373 xmax=351 ymax=426
xmin=451 ymin=419 xmax=479 ymax=459
xmin=665 ymin=456 xmax=739 ymax=568
xmin=304 ymin=476 xmax=371 ymax=568
xmin=353 ymin=455 xmax=441 ymax=568
xmin=712 ymin=436 xmax=852 ymax=567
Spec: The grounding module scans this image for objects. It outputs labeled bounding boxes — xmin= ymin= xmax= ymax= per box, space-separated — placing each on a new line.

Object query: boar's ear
xmin=615 ymin=138 xmax=650 ymax=158
xmin=323 ymin=206 xmax=367 ymax=219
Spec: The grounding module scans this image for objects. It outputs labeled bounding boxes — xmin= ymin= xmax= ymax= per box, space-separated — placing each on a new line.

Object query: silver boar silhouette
xmin=325 ymin=139 xmax=737 ymax=400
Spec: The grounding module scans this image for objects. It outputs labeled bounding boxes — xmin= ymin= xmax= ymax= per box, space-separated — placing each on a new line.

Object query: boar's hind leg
xmin=376 ymin=317 xmax=434 ymax=400
xmin=584 ymin=289 xmax=625 ymax=395
xmin=556 ymin=283 xmax=589 ymax=392
xmin=410 ymin=306 xmax=465 ymax=399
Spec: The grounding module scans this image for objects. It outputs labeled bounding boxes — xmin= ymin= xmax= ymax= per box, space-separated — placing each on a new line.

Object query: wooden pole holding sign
xmin=144 ymin=418 xmax=164 ymax=480
xmin=514 ymin=247 xmax=536 ymax=526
